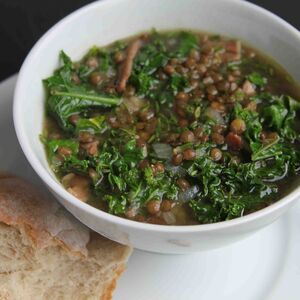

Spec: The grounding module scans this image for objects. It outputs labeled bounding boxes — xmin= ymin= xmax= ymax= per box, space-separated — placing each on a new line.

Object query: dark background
xmin=0 ymin=0 xmax=298 ymax=81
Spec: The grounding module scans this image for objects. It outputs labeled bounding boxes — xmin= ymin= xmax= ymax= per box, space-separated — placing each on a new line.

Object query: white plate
xmin=1 ymin=75 xmax=300 ymax=300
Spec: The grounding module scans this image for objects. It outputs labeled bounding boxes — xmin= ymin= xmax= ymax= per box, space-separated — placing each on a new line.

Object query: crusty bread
xmin=0 ymin=175 xmax=132 ymax=300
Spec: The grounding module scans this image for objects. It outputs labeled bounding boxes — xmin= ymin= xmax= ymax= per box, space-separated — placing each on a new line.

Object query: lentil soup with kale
xmin=42 ymin=30 xmax=300 ymax=225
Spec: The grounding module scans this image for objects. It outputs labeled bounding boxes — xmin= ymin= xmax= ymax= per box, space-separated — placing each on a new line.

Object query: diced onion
xmin=165 ymin=163 xmax=188 ymax=177
xmin=123 ymin=96 xmax=146 ymax=114
xmin=204 ymin=107 xmax=225 ymax=124
xmin=152 ymin=143 xmax=173 ymax=159
xmin=178 ymin=185 xmax=199 ymax=203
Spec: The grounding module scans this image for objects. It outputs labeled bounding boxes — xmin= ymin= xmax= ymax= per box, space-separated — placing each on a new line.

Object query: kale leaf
xmin=247 ymin=72 xmax=267 ymax=87
xmin=130 ymin=36 xmax=168 ymax=95
xmin=75 ymin=115 xmax=107 ymax=134
xmin=173 ymin=32 xmax=199 ymax=57
xmin=44 ymin=51 xmax=120 ymax=132
xmin=261 ymin=95 xmax=300 ymax=141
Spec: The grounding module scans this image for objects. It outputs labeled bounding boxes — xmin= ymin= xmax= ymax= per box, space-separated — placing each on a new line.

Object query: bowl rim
xmin=13 ymin=0 xmax=300 ymax=233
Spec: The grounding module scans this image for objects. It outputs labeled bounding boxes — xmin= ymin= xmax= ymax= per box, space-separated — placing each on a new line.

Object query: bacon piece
xmin=242 ymin=80 xmax=256 ymax=96
xmin=116 ymin=39 xmax=143 ymax=93
xmin=223 ymin=40 xmax=241 ymax=62
xmin=226 ymin=132 xmax=242 ymax=151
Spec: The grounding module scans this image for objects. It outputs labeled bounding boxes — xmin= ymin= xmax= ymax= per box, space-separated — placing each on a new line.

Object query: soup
xmin=42 ymin=30 xmax=300 ymax=225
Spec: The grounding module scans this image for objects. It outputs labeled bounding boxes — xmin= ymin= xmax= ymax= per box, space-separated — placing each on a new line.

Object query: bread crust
xmin=0 ymin=176 xmax=132 ymax=300
xmin=101 ymin=265 xmax=126 ymax=300
xmin=0 ymin=176 xmax=90 ymax=256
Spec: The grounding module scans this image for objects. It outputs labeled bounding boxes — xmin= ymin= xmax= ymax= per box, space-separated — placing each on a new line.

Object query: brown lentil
xmin=227 ymin=74 xmax=236 ymax=82
xmin=183 ymin=149 xmax=196 ymax=161
xmin=138 ymin=131 xmax=150 ymax=141
xmin=161 ymin=200 xmax=174 ymax=212
xmin=172 ymin=153 xmax=183 ymax=166
xmin=69 ymin=114 xmax=80 ymax=125
xmin=211 ymin=132 xmax=225 ymax=144
xmin=212 ymin=125 xmax=226 ymax=134
xmin=107 ymin=115 xmax=120 ymax=128
xmin=89 ymin=72 xmax=102 ymax=86
xmin=170 ymin=58 xmax=179 ymax=65
xmin=154 ymin=162 xmax=165 ymax=173
xmin=194 ymin=127 xmax=204 ymax=139
xmin=139 ymin=109 xmax=155 ymax=122
xmin=164 ymin=64 xmax=175 ymax=75
xmin=176 ymin=178 xmax=191 ymax=190
xmin=229 ymin=82 xmax=238 ymax=92
xmin=201 ymin=134 xmax=209 ymax=143
xmin=85 ymin=56 xmax=99 ymax=68
xmin=79 ymin=131 xmax=94 ymax=143
xmin=190 ymin=79 xmax=199 ymax=89
xmin=147 ymin=200 xmax=161 ymax=215
xmin=189 ymin=49 xmax=201 ymax=61
xmin=176 ymin=91 xmax=189 ymax=102
xmin=180 ymin=130 xmax=195 ymax=143
xmin=203 ymin=76 xmax=214 ymax=85
xmin=207 ymin=85 xmax=218 ymax=95
xmin=125 ymin=208 xmax=137 ymax=219
xmin=175 ymin=107 xmax=186 ymax=118
xmin=216 ymin=80 xmax=230 ymax=92
xmin=82 ymin=141 xmax=99 ymax=156
xmin=226 ymin=132 xmax=242 ymax=151
xmin=184 ymin=58 xmax=196 ymax=69
xmin=210 ymin=148 xmax=223 ymax=161
xmin=57 ymin=147 xmax=72 ymax=157
xmin=211 ymin=101 xmax=225 ymax=112
xmin=197 ymin=64 xmax=207 ymax=74
xmin=136 ymin=138 xmax=146 ymax=148
xmin=230 ymin=118 xmax=246 ymax=135
xmin=211 ymin=73 xmax=223 ymax=82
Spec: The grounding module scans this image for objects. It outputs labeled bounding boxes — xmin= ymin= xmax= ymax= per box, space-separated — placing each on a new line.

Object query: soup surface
xmin=43 ymin=30 xmax=300 ymax=225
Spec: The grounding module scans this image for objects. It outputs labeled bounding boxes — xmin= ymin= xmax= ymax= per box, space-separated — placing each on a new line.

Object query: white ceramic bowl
xmin=13 ymin=0 xmax=300 ymax=254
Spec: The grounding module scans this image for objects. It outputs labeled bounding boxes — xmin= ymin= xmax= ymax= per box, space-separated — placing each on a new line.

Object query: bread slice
xmin=0 ymin=175 xmax=132 ymax=300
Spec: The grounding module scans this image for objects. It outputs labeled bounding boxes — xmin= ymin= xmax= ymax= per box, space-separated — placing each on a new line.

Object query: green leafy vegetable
xmin=260 ymin=95 xmax=300 ymax=141
xmin=247 ymin=72 xmax=267 ymax=87
xmin=75 ymin=115 xmax=107 ymax=134
xmin=169 ymin=74 xmax=189 ymax=94
xmin=61 ymin=156 xmax=90 ymax=174
xmin=45 ymin=139 xmax=79 ymax=159
xmin=104 ymin=194 xmax=127 ymax=215
xmin=130 ymin=37 xmax=168 ymax=96
xmin=173 ymin=32 xmax=199 ymax=57
xmin=44 ymin=51 xmax=120 ymax=132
